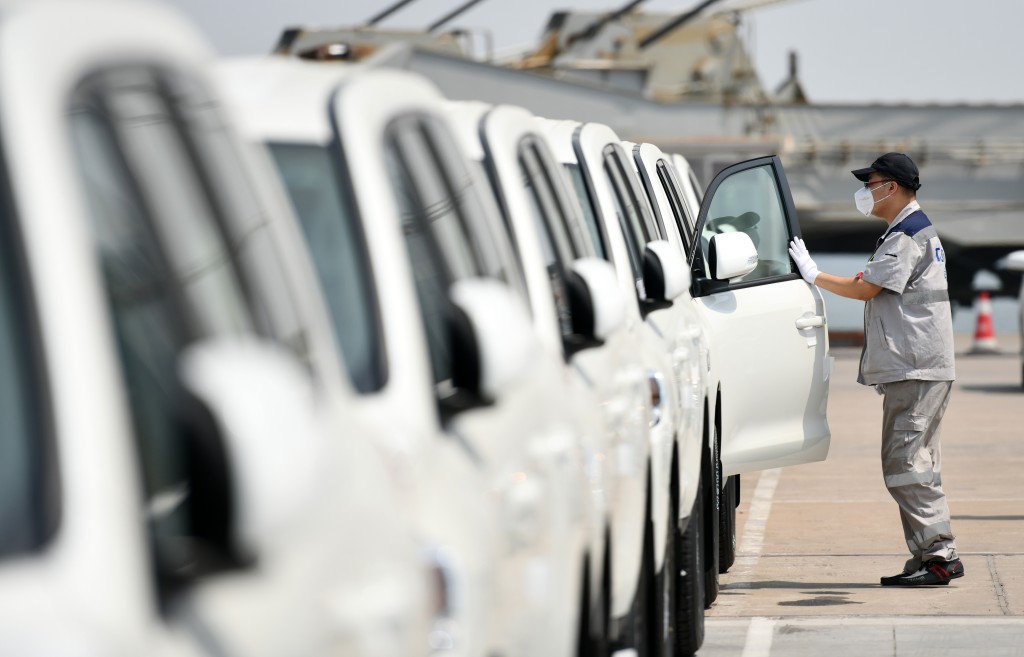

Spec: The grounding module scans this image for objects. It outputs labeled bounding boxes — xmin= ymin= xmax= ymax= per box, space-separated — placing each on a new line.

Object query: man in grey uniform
xmin=788 ymin=152 xmax=964 ymax=587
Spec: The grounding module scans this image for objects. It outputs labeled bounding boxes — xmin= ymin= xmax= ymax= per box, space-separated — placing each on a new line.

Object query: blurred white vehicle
xmin=623 ymin=140 xmax=711 ymax=654
xmin=998 ymin=250 xmax=1024 ymax=386
xmin=0 ymin=2 xmax=432 ymax=656
xmin=218 ymin=58 xmax=592 ymax=657
xmin=539 ymin=118 xmax=696 ymax=656
xmin=443 ymin=100 xmax=656 ymax=655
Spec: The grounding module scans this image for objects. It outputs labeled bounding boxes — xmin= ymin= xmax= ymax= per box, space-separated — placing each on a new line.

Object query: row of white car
xmin=0 ymin=2 xmax=833 ymax=656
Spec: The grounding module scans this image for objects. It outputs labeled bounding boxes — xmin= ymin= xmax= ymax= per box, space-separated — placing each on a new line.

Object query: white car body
xmin=0 ymin=2 xmax=431 ymax=656
xmin=443 ymin=100 xmax=654 ymax=650
xmin=625 ymin=141 xmax=710 ymax=535
xmin=219 ymin=58 xmax=591 ymax=657
xmin=538 ymin=118 xmax=690 ymax=646
xmin=663 ymin=152 xmax=833 ymax=477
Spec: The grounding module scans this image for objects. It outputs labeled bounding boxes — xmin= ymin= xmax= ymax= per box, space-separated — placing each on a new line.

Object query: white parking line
xmin=728 ymin=467 xmax=781 ymax=589
xmin=739 ymin=617 xmax=776 ymax=657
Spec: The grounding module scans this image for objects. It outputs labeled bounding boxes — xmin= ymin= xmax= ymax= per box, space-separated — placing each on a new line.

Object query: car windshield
xmin=268 ymin=142 xmax=384 ymax=393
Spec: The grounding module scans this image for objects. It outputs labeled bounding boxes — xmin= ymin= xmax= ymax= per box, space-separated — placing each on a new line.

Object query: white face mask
xmin=854 ymin=181 xmax=894 ymax=216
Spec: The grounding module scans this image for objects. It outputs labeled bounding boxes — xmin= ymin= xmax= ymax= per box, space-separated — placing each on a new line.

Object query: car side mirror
xmin=449 ymin=278 xmax=540 ymax=404
xmin=567 ymin=257 xmax=626 ymax=345
xmin=179 ymin=338 xmax=326 ymax=559
xmin=708 ymin=232 xmax=758 ymax=281
xmin=643 ymin=240 xmax=690 ymax=302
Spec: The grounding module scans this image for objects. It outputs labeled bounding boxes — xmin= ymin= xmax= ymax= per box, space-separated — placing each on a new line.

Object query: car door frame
xmin=688 ymin=155 xmax=831 ymax=476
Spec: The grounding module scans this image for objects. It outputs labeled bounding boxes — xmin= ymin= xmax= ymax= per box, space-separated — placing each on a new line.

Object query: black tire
xmin=718 ymin=474 xmax=738 ymax=574
xmin=577 ymin=557 xmax=591 ymax=657
xmin=654 ymin=476 xmax=678 ymax=657
xmin=674 ymin=472 xmax=706 ymax=656
xmin=615 ymin=487 xmax=654 ymax=657
xmin=702 ymin=428 xmax=720 ymax=606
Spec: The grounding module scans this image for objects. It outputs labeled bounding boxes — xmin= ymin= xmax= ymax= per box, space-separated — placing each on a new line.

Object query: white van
xmin=218 ymin=58 xmax=593 ymax=657
xmin=0 ymin=3 xmax=432 ymax=656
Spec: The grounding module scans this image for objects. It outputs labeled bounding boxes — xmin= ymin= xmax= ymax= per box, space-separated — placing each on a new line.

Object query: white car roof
xmin=215 ymin=57 xmax=347 ymax=143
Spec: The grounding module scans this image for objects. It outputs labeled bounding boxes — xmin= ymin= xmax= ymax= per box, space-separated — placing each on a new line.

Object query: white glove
xmin=788 ymin=237 xmax=819 ymax=284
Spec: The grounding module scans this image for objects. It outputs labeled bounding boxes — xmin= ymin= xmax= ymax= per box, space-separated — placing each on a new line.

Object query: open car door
xmin=691 ymin=155 xmax=831 ymax=475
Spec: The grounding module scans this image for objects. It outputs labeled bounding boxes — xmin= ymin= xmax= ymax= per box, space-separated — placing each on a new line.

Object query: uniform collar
xmin=887 ymin=200 xmax=921 ymax=232
xmin=877 ymin=200 xmax=921 ymax=243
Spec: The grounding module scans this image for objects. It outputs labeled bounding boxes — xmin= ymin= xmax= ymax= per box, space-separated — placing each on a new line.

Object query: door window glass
xmin=170 ymin=72 xmax=311 ymax=366
xmin=268 ymin=142 xmax=385 ymax=393
xmin=700 ymin=164 xmax=794 ymax=283
xmin=383 ymin=130 xmax=455 ymax=391
xmin=603 ymin=153 xmax=646 ymax=295
xmin=69 ymin=98 xmax=198 ymax=574
xmin=0 ymin=208 xmax=47 ymax=557
xmin=657 ymin=160 xmax=693 ymax=253
xmin=563 ymin=163 xmax=607 ymax=260
xmin=70 ymin=72 xmax=261 ymax=585
xmin=519 ymin=141 xmax=573 ymax=338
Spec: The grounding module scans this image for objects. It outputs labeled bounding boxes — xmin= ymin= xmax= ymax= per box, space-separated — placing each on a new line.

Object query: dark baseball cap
xmin=851 ymin=152 xmax=921 ymax=191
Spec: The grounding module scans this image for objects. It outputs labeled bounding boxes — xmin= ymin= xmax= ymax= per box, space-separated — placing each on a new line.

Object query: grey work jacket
xmin=858 ymin=205 xmax=956 ymax=385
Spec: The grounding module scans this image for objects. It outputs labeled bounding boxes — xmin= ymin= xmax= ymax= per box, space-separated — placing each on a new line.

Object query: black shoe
xmin=880 ymin=571 xmax=911 ymax=586
xmin=885 ymin=559 xmax=964 ymax=587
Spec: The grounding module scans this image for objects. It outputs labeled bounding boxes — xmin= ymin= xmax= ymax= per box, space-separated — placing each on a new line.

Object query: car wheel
xmin=674 ymin=469 xmax=706 ymax=656
xmin=702 ymin=427 xmax=720 ymax=606
xmin=654 ymin=479 xmax=678 ymax=657
xmin=718 ymin=474 xmax=738 ymax=573
xmin=617 ymin=491 xmax=654 ymax=657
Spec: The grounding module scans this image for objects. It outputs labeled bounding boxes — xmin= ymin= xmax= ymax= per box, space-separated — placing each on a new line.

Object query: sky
xmin=165 ymin=0 xmax=1024 ymax=104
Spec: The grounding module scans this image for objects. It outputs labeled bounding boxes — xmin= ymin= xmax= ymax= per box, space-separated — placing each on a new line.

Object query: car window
xmin=170 ymin=72 xmax=313 ymax=367
xmin=0 ymin=201 xmax=49 ymax=557
xmin=268 ymin=142 xmax=385 ymax=393
xmin=383 ymin=125 xmax=456 ymax=392
xmin=700 ymin=163 xmax=795 ymax=283
xmin=657 ymin=159 xmax=693 ymax=253
xmin=563 ymin=163 xmax=607 ymax=260
xmin=69 ymin=70 xmax=259 ymax=586
xmin=518 ymin=139 xmax=574 ymax=339
xmin=603 ymin=150 xmax=648 ymax=296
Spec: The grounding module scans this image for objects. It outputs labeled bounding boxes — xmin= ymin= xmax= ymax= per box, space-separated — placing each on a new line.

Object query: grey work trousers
xmin=880 ymin=379 xmax=957 ymax=571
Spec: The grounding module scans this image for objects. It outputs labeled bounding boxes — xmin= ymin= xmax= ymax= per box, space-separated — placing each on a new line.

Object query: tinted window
xmin=657 ymin=160 xmax=693 ymax=252
xmin=564 ymin=163 xmax=607 ymax=260
xmin=70 ymin=97 xmax=198 ymax=572
xmin=519 ymin=142 xmax=573 ymax=338
xmin=0 ymin=205 xmax=47 ymax=557
xmin=603 ymin=154 xmax=646 ymax=290
xmin=70 ymin=71 xmax=261 ymax=583
xmin=268 ymin=143 xmax=384 ymax=393
xmin=383 ymin=129 xmax=455 ymax=390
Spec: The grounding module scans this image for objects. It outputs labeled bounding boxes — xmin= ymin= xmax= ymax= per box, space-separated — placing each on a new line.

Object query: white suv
xmin=444 ymin=100 xmax=661 ymax=654
xmin=218 ymin=58 xmax=593 ymax=657
xmin=0 ymin=3 xmax=432 ymax=656
xmin=636 ymin=142 xmax=834 ymax=598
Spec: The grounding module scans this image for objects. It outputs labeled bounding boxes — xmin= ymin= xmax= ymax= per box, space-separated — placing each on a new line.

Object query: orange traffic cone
xmin=970 ymin=291 xmax=998 ymax=353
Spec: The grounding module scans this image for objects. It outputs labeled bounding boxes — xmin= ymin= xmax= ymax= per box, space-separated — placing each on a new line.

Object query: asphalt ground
xmin=699 ymin=332 xmax=1024 ymax=657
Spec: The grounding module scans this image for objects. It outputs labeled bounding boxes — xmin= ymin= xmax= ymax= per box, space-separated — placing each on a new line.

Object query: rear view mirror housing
xmin=643 ymin=240 xmax=690 ymax=303
xmin=708 ymin=232 xmax=758 ymax=281
xmin=448 ymin=278 xmax=540 ymax=405
xmin=179 ymin=338 xmax=325 ymax=559
xmin=567 ymin=257 xmax=626 ymax=348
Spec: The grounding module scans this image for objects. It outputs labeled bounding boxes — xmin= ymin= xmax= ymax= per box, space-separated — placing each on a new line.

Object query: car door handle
xmin=795 ymin=315 xmax=826 ymax=330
